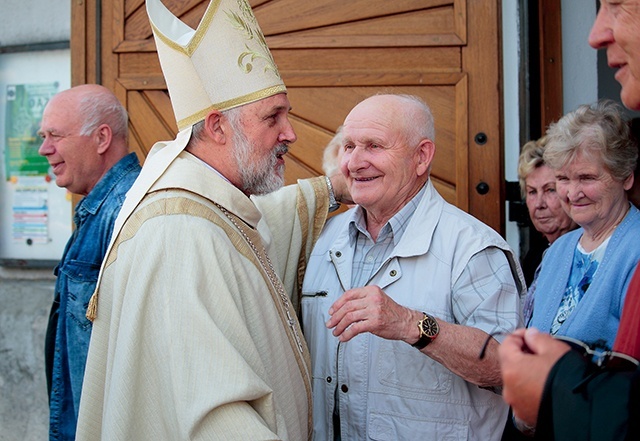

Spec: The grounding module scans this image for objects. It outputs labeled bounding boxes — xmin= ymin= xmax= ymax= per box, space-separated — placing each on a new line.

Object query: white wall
xmin=0 ymin=0 xmax=70 ymax=46
xmin=561 ymin=0 xmax=598 ymax=113
xmin=502 ymin=0 xmax=522 ymax=256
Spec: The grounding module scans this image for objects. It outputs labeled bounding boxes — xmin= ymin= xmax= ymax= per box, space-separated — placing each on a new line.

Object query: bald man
xmin=39 ymin=84 xmax=141 ymax=441
xmin=302 ymin=94 xmax=524 ymax=441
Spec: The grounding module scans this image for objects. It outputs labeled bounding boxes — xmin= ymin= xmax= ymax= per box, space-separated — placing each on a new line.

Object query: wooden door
xmin=71 ymin=0 xmax=504 ymax=233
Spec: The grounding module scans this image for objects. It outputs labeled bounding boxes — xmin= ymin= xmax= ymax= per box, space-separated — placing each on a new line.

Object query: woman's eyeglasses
xmin=479 ymin=331 xmax=639 ymax=372
xmin=552 ymin=334 xmax=638 ymax=371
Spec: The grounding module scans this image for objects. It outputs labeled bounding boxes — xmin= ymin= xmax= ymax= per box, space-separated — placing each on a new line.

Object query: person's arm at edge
xmin=537 ymin=347 xmax=639 ymax=440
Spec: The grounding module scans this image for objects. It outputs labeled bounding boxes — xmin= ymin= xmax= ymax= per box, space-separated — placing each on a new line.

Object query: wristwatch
xmin=324 ymin=176 xmax=341 ymax=212
xmin=411 ymin=312 xmax=439 ymax=350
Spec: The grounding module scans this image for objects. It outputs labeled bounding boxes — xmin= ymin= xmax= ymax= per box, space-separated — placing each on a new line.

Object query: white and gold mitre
xmin=147 ymin=0 xmax=286 ymax=131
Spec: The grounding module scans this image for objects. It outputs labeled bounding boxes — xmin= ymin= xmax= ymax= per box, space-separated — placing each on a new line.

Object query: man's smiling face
xmin=589 ymin=0 xmax=640 ymax=111
xmin=341 ymin=95 xmax=430 ymax=221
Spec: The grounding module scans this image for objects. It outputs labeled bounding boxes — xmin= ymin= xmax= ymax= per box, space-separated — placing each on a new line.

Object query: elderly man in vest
xmin=302 ymin=93 xmax=525 ymax=440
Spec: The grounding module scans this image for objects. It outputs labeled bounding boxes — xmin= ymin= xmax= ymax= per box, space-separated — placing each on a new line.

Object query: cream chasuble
xmin=77 ymin=152 xmax=328 ymax=440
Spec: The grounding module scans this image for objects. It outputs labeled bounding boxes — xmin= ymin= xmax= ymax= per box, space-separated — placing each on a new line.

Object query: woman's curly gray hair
xmin=544 ymin=99 xmax=638 ymax=182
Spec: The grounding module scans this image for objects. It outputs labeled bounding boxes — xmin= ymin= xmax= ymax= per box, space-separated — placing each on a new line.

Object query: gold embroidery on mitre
xmin=176 ymin=84 xmax=287 ymax=130
xmin=225 ymin=1 xmax=281 ymax=78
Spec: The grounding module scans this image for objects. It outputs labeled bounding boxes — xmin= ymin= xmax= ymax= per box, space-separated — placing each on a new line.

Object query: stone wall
xmin=0 ymin=273 xmax=54 ymax=441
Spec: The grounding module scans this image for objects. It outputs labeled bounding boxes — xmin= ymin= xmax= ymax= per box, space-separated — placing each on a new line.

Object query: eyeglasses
xmin=479 ymin=331 xmax=639 ymax=372
xmin=553 ymin=334 xmax=639 ymax=371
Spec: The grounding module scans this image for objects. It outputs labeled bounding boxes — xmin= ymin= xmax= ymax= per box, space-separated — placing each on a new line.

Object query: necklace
xmin=214 ymin=203 xmax=305 ymax=354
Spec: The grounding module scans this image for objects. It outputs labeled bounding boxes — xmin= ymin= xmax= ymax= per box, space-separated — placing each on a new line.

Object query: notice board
xmin=0 ymin=49 xmax=71 ymax=267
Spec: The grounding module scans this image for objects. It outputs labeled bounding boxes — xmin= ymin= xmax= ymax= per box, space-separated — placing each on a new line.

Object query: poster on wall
xmin=0 ymin=50 xmax=71 ymax=266
xmin=11 ymin=177 xmax=49 ymax=244
xmin=2 ymin=82 xmax=60 ymax=248
xmin=4 ymin=82 xmax=58 ymax=178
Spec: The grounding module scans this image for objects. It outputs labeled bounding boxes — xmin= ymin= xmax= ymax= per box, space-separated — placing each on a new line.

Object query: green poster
xmin=4 ymin=83 xmax=59 ymax=179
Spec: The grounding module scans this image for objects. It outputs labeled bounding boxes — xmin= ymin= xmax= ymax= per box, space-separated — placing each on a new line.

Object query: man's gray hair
xmin=188 ymin=106 xmax=244 ymax=147
xmin=394 ymin=94 xmax=436 ymax=144
xmin=78 ymin=91 xmax=128 ymax=142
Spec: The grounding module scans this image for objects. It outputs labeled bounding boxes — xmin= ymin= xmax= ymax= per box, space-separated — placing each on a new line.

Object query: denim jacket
xmin=45 ymin=152 xmax=140 ymax=440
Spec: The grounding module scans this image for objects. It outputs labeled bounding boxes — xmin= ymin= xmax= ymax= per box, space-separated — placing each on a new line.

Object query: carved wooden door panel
xmin=72 ymin=0 xmax=504 ymax=232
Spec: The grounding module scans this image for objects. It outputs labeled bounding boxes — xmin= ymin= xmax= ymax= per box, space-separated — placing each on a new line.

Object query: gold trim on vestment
xmin=176 ymin=84 xmax=287 ymax=130
xmin=293 ymin=177 xmax=329 ymax=320
xmin=92 ymin=193 xmax=313 ymax=435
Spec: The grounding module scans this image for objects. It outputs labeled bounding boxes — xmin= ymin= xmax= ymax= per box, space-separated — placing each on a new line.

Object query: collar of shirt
xmin=347 ymin=184 xmax=427 ymax=288
xmin=74 ymin=152 xmax=140 ymax=223
xmin=348 ymin=183 xmax=427 ymax=246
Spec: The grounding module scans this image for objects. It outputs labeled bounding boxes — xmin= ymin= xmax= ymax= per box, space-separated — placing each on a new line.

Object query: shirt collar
xmin=75 ymin=152 xmax=140 ymax=219
xmin=348 ymin=183 xmax=426 ymax=245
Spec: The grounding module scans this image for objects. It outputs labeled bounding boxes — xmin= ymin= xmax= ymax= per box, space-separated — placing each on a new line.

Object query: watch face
xmin=421 ymin=316 xmax=439 ymax=338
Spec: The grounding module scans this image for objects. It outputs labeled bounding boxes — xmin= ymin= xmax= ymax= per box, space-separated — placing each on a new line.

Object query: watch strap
xmin=324 ymin=176 xmax=340 ymax=212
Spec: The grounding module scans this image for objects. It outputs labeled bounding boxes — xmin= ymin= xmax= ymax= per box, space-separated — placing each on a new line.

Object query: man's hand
xmin=326 ymin=286 xmax=419 ymax=343
xmin=499 ymin=328 xmax=571 ymax=427
xmin=328 ymin=172 xmax=353 ymax=206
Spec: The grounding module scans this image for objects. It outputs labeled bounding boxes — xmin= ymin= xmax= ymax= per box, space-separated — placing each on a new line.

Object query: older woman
xmin=518 ymin=137 xmax=577 ymax=324
xmin=519 ymin=137 xmax=577 ymax=247
xmin=530 ymin=100 xmax=640 ymax=350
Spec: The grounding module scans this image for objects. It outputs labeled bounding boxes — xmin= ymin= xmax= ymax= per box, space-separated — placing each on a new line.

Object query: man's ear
xmin=416 ymin=139 xmax=435 ymax=177
xmin=95 ymin=124 xmax=113 ymax=155
xmin=203 ymin=110 xmax=226 ymax=144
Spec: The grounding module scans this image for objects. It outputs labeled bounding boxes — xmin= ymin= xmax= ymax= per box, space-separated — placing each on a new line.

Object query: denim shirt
xmin=46 ymin=152 xmax=140 ymax=441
